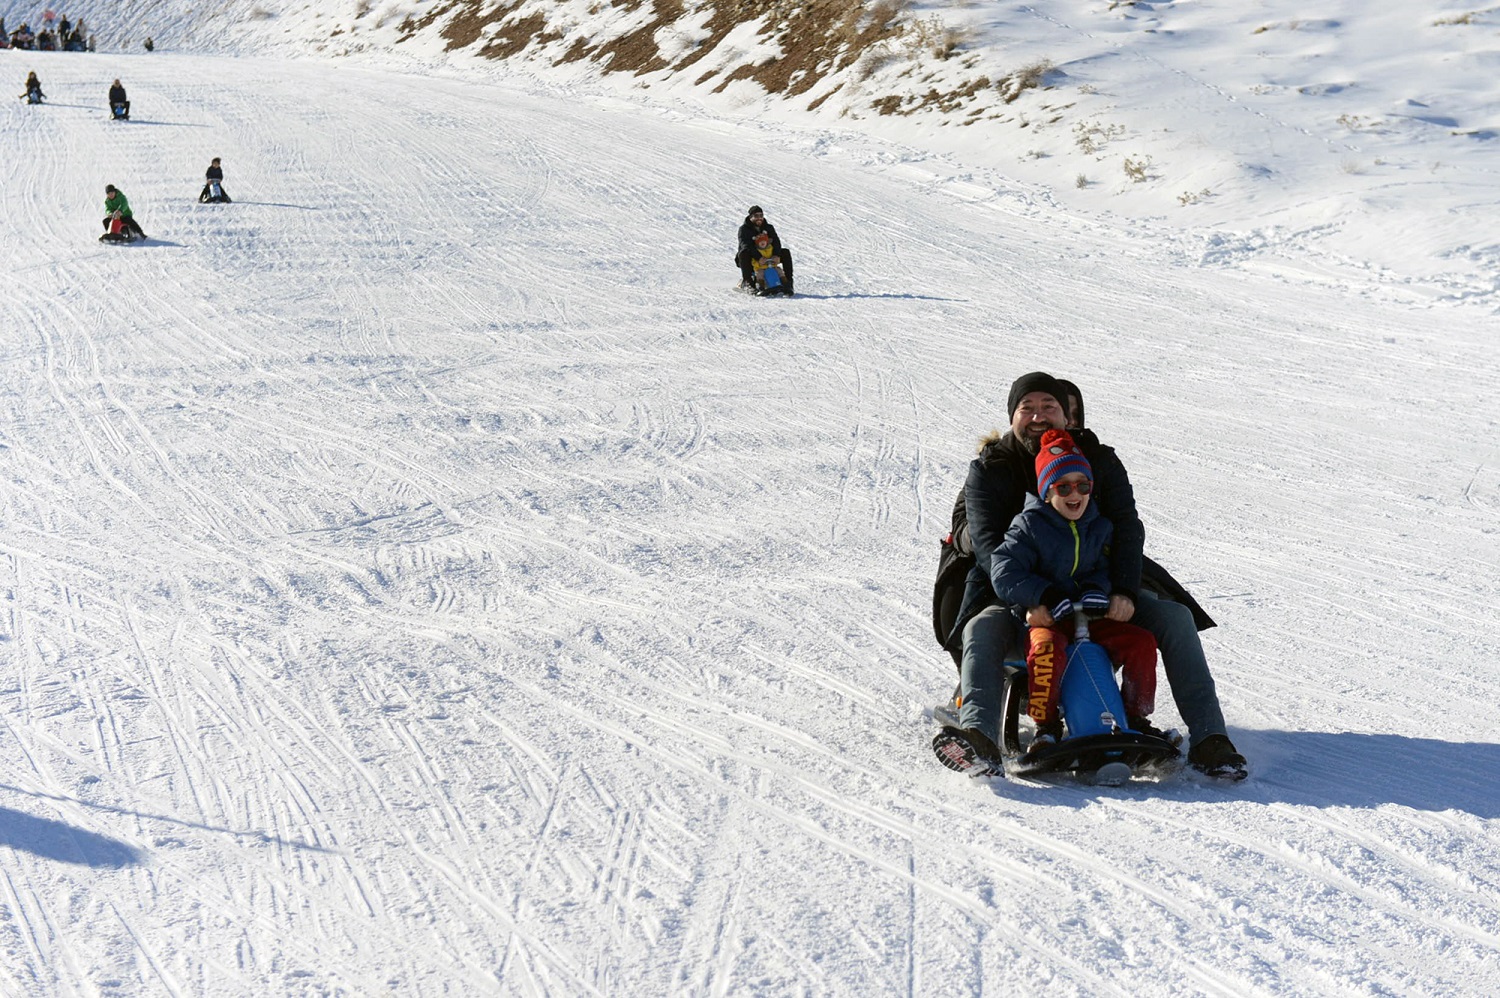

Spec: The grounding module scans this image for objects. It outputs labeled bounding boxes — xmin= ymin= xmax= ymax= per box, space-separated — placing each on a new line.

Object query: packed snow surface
xmin=2 ymin=4 xmax=1500 ymax=995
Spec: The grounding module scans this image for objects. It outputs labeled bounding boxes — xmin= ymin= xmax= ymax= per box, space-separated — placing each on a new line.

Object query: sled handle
xmin=1071 ymin=609 xmax=1107 ymax=642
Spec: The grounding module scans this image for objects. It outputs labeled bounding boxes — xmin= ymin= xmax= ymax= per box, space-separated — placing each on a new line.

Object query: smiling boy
xmin=989 ymin=428 xmax=1161 ymax=757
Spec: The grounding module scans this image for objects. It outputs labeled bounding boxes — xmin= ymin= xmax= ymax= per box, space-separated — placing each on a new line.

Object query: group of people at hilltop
xmin=3 ymin=14 xmax=93 ymax=52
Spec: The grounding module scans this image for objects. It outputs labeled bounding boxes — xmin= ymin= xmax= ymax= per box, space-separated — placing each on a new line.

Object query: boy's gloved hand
xmin=1080 ymin=590 xmax=1110 ymax=615
xmin=1039 ymin=586 xmax=1075 ymax=623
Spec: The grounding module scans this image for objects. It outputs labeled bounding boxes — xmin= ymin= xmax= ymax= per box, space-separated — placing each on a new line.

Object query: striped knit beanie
xmin=1035 ymin=428 xmax=1092 ymax=498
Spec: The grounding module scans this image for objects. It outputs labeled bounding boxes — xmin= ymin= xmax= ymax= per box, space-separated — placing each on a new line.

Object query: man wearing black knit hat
xmin=937 ymin=371 xmax=1247 ymax=780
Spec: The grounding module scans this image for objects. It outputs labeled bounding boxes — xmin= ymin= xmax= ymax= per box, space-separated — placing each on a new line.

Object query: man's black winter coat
xmin=737 ymin=217 xmax=781 ymax=257
xmin=943 ymin=427 xmax=1214 ymax=653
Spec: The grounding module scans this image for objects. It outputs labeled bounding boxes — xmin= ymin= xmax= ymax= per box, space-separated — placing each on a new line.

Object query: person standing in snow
xmin=1054 ymin=377 xmax=1085 ymax=429
xmin=942 ymin=372 xmax=1246 ymax=779
xmin=735 ymin=205 xmax=793 ymax=293
xmin=102 ymin=184 xmax=147 ymax=239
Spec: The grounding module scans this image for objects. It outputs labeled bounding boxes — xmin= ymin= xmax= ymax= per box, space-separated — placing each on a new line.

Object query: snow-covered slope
xmin=2 ymin=5 xmax=1499 ymax=996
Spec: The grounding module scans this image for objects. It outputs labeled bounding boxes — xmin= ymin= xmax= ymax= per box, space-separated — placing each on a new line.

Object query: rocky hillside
xmin=388 ymin=0 xmax=1050 ymax=121
xmin=11 ymin=0 xmax=1055 ymax=129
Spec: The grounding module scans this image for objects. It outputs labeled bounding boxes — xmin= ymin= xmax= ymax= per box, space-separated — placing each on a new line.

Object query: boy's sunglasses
xmin=1052 ymin=481 xmax=1093 ymax=497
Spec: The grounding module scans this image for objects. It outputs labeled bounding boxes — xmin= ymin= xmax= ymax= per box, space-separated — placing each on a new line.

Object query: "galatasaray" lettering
xmin=1028 ymin=638 xmax=1055 ymax=722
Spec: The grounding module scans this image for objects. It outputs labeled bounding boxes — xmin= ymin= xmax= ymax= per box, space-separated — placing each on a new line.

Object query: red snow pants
xmin=1026 ymin=619 xmax=1158 ymax=726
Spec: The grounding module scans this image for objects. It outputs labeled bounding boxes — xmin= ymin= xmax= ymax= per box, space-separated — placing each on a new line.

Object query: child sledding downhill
xmin=199 ymin=158 xmax=231 ymax=203
xmin=20 ymin=71 xmax=44 ymax=104
xmin=749 ymin=233 xmax=792 ymax=296
xmin=930 ymin=372 xmax=1247 ymax=782
xmin=933 ymin=426 xmax=1175 ymax=781
xmin=100 ymin=184 xmax=148 ymax=242
xmin=109 ymin=79 xmax=130 ymax=119
xmin=993 ymin=430 xmax=1162 ymax=763
xmin=734 ymin=205 xmax=795 ymax=295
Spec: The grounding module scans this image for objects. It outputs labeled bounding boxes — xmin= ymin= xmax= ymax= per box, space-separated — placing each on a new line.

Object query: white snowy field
xmin=2 ymin=36 xmax=1500 ymax=998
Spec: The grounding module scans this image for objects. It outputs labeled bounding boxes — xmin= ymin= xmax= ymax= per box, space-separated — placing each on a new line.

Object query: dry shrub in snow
xmin=906 ymin=14 xmax=972 ymax=60
xmin=998 ymin=59 xmax=1053 ymax=103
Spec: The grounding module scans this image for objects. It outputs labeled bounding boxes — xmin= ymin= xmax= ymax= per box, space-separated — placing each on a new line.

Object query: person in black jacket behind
xmin=943 ymin=372 xmax=1247 ymax=780
xmin=108 ymin=78 xmax=129 ymax=119
xmin=199 ymin=157 xmax=231 ymax=203
xmin=735 ymin=205 xmax=793 ymax=294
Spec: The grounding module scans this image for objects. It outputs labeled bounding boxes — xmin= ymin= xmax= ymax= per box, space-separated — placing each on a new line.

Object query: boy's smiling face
xmin=1047 ymin=471 xmax=1092 ymax=521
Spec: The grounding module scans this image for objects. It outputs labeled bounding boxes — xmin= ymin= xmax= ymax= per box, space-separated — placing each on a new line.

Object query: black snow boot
xmin=1188 ymin=734 xmax=1247 ymax=781
xmin=1020 ymin=721 xmax=1063 ymax=763
xmin=932 ymin=726 xmax=1002 ymax=777
xmin=1128 ymin=716 xmax=1181 ymax=748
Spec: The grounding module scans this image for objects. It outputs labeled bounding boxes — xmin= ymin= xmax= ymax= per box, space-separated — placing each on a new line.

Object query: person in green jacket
xmin=102 ymin=184 xmax=147 ymax=240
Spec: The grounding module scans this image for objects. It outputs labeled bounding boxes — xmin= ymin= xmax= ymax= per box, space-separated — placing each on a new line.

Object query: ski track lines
xmin=4 ymin=50 xmax=1500 ymax=995
xmin=482 ymin=628 xmax=1250 ymax=995
xmin=1090 ymin=797 xmax=1500 ymax=994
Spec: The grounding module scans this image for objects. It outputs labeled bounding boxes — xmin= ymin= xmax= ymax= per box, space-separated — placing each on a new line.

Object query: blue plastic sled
xmin=1002 ymin=613 xmax=1179 ymax=781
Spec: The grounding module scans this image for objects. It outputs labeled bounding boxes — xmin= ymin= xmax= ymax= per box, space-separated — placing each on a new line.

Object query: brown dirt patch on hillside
xmin=402 ymin=0 xmax=910 ymax=98
xmin=394 ymin=2 xmax=1033 ymax=120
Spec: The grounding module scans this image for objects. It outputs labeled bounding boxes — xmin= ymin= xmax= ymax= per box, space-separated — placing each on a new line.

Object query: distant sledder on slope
xmin=930 ymin=373 xmax=1247 ymax=784
xmin=748 ymin=233 xmax=790 ymax=295
xmin=100 ymin=184 xmax=148 ymax=243
xmin=109 ymin=78 xmax=130 ymax=119
xmin=199 ymin=157 xmax=231 ymax=203
xmin=20 ymin=70 xmax=44 ymax=104
xmin=735 ymin=205 xmax=795 ymax=296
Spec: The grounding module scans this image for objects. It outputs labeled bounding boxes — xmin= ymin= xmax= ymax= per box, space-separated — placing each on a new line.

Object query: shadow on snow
xmin=0 ymin=804 xmax=144 ymax=868
xmin=795 ymin=291 xmax=968 ymax=302
xmin=0 ymin=783 xmax=339 ymax=864
xmin=107 ymin=118 xmax=209 ymax=128
xmin=987 ymin=730 xmax=1500 ymax=816
xmin=231 ymin=201 xmax=322 ymax=210
xmin=1239 ymin=730 xmax=1500 ymax=817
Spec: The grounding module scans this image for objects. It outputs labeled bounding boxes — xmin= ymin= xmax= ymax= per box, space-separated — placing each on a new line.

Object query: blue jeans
xmin=959 ymin=591 xmax=1227 ymax=748
xmin=958 ymin=605 xmax=1023 ymax=746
